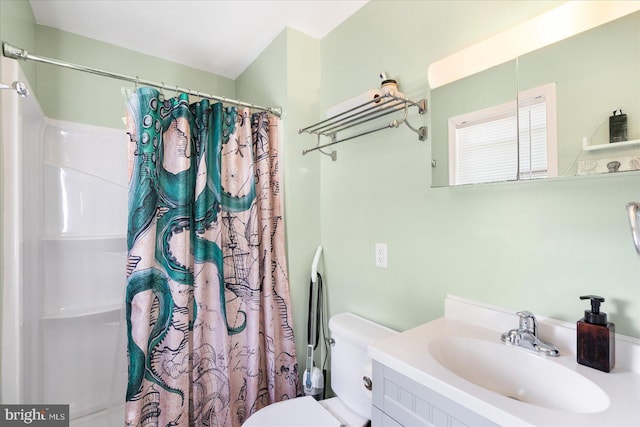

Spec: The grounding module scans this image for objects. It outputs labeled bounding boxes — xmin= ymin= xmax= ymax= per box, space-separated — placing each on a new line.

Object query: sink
xmin=369 ymin=297 xmax=640 ymax=426
xmin=428 ymin=337 xmax=610 ymax=413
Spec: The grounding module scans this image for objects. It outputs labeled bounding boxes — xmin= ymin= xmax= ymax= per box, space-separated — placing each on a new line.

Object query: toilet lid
xmin=242 ymin=396 xmax=342 ymax=427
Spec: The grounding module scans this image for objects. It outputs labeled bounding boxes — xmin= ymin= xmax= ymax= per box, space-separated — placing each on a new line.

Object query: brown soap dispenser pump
xmin=577 ymin=295 xmax=615 ymax=372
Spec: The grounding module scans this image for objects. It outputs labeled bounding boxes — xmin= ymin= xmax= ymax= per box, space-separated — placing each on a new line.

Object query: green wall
xmin=319 ymin=0 xmax=640 ymax=337
xmin=236 ymin=28 xmax=322 ymax=367
xmin=34 ymin=27 xmax=235 ymax=129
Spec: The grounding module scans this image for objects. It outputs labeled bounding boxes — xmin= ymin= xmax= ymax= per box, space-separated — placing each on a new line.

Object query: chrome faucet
xmin=501 ymin=311 xmax=560 ymax=357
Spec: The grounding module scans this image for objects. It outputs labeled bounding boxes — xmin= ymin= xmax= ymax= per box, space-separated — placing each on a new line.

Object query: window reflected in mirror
xmin=448 ymin=83 xmax=557 ymax=186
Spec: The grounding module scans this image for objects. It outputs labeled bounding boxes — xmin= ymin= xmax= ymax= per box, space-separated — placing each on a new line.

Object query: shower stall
xmin=1 ymin=58 xmax=127 ymax=426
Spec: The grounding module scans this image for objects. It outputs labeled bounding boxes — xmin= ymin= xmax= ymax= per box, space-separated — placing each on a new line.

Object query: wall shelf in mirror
xmin=574 ymin=136 xmax=640 ymax=176
xmin=582 ymin=137 xmax=640 ymax=152
xmin=299 ymin=92 xmax=427 ymax=160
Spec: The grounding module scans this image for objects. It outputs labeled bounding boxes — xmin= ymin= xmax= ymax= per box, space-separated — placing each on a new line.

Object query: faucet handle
xmin=517 ymin=310 xmax=538 ymax=335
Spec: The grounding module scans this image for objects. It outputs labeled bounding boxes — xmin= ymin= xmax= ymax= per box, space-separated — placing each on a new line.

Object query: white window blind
xmin=518 ymin=99 xmax=548 ymax=180
xmin=455 ymin=113 xmax=518 ymax=185
xmin=450 ymin=85 xmax=555 ymax=186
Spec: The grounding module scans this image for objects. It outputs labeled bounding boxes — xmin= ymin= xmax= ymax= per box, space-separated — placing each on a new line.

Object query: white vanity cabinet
xmin=371 ymin=361 xmax=499 ymax=427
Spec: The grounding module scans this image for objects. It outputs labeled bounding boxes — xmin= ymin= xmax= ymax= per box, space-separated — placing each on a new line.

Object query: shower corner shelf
xmin=299 ymin=92 xmax=427 ymax=158
xmin=42 ymin=303 xmax=121 ymax=320
xmin=43 ymin=234 xmax=126 ymax=242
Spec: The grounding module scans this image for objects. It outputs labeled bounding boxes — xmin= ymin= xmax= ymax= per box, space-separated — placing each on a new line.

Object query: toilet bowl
xmin=242 ymin=313 xmax=397 ymax=427
xmin=241 ymin=396 xmax=364 ymax=427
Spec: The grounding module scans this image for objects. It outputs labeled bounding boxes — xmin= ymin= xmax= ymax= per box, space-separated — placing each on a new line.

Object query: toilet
xmin=242 ymin=312 xmax=397 ymax=427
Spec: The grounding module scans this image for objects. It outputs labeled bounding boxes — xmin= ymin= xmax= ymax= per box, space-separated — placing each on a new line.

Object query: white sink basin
xmin=428 ymin=337 xmax=610 ymax=413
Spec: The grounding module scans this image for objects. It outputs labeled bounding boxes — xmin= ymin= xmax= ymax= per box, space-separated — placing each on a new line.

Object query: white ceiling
xmin=29 ymin=0 xmax=368 ymax=79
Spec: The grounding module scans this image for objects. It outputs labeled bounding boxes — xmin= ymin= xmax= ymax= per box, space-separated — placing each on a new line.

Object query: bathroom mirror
xmin=431 ymin=9 xmax=640 ymax=187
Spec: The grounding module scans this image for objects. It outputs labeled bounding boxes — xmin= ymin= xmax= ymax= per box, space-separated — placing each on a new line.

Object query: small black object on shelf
xmin=609 ymin=109 xmax=627 ymax=143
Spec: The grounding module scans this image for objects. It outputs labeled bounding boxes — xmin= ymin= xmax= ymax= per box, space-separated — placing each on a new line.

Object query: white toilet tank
xmin=329 ymin=313 xmax=397 ymax=420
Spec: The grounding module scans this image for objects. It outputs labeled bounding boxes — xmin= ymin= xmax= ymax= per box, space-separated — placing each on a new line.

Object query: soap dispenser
xmin=577 ymin=295 xmax=615 ymax=372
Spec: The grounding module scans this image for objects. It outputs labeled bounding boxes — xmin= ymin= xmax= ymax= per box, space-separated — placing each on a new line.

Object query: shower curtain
xmin=124 ymin=87 xmax=299 ymax=427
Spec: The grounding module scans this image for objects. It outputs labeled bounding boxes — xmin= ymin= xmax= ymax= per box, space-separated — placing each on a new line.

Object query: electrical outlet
xmin=375 ymin=243 xmax=387 ymax=268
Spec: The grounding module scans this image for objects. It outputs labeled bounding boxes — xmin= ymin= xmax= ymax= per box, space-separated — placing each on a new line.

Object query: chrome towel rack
xmin=299 ymin=92 xmax=427 ymax=158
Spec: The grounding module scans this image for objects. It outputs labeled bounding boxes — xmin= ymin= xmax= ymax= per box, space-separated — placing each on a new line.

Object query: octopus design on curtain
xmin=124 ymin=88 xmax=299 ymax=427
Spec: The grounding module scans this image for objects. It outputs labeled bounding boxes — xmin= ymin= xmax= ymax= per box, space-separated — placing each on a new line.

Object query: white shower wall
xmin=1 ymin=58 xmax=127 ymax=425
xmin=41 ymin=119 xmax=128 ymax=421
xmin=42 ymin=120 xmax=128 ymax=315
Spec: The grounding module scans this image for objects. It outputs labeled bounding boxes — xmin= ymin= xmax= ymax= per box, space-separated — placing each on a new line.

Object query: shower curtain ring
xmin=134 ymin=76 xmax=139 ymax=90
xmin=175 ymin=85 xmax=179 ymax=97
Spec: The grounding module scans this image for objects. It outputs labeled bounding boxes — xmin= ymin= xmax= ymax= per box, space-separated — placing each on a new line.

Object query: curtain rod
xmin=2 ymin=41 xmax=282 ymax=117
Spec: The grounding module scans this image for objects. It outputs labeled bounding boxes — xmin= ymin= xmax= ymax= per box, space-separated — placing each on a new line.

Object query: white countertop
xmin=368 ymin=295 xmax=640 ymax=426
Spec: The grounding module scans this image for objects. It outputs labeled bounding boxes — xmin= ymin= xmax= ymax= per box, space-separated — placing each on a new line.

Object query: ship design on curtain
xmin=124 ymin=88 xmax=299 ymax=427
